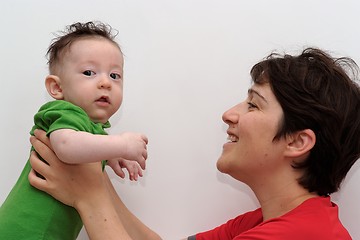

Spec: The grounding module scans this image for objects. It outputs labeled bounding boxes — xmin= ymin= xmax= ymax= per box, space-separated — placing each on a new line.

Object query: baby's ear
xmin=284 ymin=129 xmax=316 ymax=158
xmin=45 ymin=75 xmax=64 ymax=100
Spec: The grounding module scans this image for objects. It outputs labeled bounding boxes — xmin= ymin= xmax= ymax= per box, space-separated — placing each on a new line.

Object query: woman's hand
xmin=28 ymin=129 xmax=106 ymax=208
xmin=28 ymin=129 xmax=135 ymax=240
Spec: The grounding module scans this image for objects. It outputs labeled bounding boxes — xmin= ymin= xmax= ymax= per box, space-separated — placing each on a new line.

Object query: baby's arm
xmin=49 ymin=129 xmax=147 ymax=169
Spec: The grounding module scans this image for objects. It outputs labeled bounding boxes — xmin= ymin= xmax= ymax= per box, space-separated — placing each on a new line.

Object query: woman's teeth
xmin=227 ymin=135 xmax=238 ymax=142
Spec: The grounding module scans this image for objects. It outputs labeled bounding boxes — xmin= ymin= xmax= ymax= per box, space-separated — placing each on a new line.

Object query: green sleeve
xmin=30 ymin=100 xmax=109 ymax=136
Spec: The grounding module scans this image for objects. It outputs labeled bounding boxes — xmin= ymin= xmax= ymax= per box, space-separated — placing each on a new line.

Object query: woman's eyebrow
xmin=248 ymin=88 xmax=268 ymax=104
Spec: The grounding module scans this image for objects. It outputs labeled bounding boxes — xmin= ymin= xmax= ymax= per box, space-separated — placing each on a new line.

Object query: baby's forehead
xmin=61 ymin=37 xmax=122 ymax=61
xmin=67 ymin=36 xmax=120 ymax=51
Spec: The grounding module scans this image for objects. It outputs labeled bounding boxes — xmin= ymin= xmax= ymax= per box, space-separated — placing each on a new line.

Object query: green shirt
xmin=0 ymin=100 xmax=110 ymax=240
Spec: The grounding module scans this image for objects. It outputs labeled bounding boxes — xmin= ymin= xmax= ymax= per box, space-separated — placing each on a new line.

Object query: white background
xmin=1 ymin=1 xmax=359 ymax=239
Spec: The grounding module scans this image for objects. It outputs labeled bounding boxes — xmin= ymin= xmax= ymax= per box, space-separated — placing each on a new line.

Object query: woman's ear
xmin=284 ymin=129 xmax=316 ymax=158
xmin=45 ymin=75 xmax=64 ymax=100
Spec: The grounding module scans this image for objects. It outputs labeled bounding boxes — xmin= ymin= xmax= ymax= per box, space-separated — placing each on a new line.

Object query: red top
xmin=195 ymin=197 xmax=351 ymax=240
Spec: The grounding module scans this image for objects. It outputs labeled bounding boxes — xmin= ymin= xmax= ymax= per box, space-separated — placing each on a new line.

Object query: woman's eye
xmin=247 ymin=102 xmax=258 ymax=109
xmin=83 ymin=70 xmax=95 ymax=76
xmin=110 ymin=73 xmax=121 ymax=80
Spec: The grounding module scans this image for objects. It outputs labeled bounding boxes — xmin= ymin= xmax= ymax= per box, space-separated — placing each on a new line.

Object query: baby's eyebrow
xmin=248 ymin=88 xmax=268 ymax=104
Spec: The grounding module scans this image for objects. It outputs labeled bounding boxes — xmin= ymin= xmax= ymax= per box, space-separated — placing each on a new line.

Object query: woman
xmin=28 ymin=48 xmax=360 ymax=239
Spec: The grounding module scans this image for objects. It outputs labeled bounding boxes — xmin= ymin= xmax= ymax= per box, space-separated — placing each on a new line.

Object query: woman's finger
xmin=33 ymin=129 xmax=52 ymax=149
xmin=30 ymin=135 xmax=57 ymax=166
xmin=28 ymin=168 xmax=46 ymax=190
xmin=29 ymin=151 xmax=50 ymax=178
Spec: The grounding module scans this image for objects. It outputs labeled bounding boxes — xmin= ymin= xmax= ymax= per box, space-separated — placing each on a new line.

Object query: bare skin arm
xmin=50 ymin=128 xmax=147 ymax=169
xmin=28 ymin=129 xmax=161 ymax=240
xmin=104 ymin=171 xmax=162 ymax=240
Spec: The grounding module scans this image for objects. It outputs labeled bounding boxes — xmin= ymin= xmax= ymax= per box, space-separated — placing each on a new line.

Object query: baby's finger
xmin=138 ymin=167 xmax=143 ymax=177
xmin=139 ymin=157 xmax=146 ymax=170
xmin=130 ymin=173 xmax=137 ymax=181
xmin=114 ymin=166 xmax=126 ymax=179
xmin=142 ymin=135 xmax=148 ymax=145
xmin=143 ymin=149 xmax=148 ymax=160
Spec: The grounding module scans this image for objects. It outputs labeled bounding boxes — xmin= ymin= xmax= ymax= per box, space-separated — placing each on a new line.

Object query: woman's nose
xmin=222 ymin=103 xmax=242 ymax=125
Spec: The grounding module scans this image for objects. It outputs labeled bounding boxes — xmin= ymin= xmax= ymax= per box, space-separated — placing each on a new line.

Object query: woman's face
xmin=217 ymin=82 xmax=288 ymax=185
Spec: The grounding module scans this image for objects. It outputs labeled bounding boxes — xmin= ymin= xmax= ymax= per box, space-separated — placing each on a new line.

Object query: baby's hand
xmin=116 ymin=132 xmax=148 ymax=170
xmin=108 ymin=158 xmax=143 ymax=181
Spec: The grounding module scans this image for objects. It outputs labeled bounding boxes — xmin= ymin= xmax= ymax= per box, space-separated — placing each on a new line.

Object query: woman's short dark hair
xmin=250 ymin=48 xmax=360 ymax=196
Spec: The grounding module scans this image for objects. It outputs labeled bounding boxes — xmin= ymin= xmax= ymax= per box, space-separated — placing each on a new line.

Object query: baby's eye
xmin=83 ymin=70 xmax=95 ymax=76
xmin=110 ymin=73 xmax=121 ymax=80
xmin=247 ymin=102 xmax=258 ymax=110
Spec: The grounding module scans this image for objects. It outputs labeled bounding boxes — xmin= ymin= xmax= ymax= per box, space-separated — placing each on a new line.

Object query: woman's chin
xmin=216 ymin=157 xmax=229 ymax=174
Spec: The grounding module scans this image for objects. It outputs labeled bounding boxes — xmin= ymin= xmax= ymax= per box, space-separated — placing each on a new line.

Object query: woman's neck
xmin=253 ymin=180 xmax=319 ymax=221
xmin=260 ymin=192 xmax=318 ymax=221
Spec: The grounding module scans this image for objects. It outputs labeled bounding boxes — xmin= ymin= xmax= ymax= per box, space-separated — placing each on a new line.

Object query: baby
xmin=0 ymin=21 xmax=148 ymax=239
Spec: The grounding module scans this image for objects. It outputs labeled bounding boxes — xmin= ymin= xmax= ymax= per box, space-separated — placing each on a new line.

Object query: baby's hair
xmin=47 ymin=21 xmax=120 ymax=74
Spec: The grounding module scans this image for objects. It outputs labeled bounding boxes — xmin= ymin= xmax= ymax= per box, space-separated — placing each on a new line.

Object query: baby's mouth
xmin=97 ymin=96 xmax=110 ymax=103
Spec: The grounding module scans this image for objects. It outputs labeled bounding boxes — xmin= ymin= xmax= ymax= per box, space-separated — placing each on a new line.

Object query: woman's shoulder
xmin=252 ymin=196 xmax=351 ymax=240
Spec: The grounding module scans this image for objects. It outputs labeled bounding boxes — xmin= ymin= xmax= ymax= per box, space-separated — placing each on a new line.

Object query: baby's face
xmin=57 ymin=37 xmax=124 ymax=123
